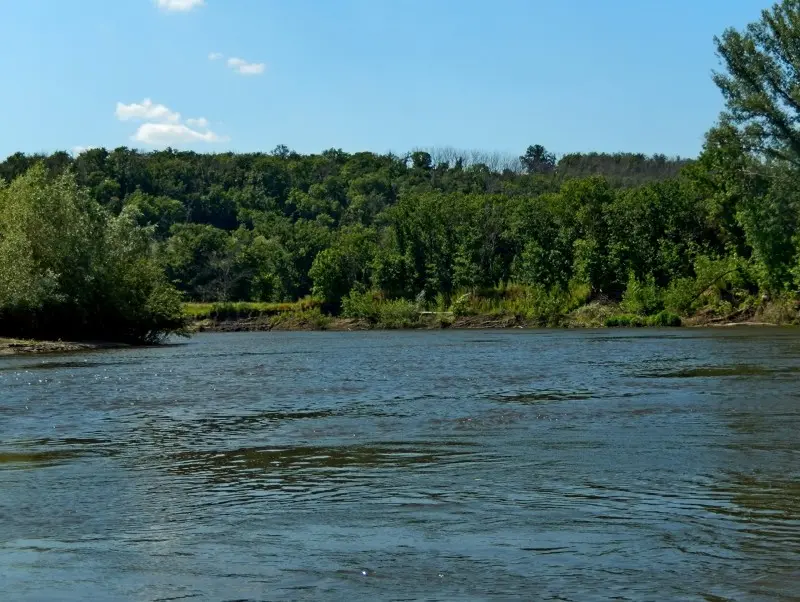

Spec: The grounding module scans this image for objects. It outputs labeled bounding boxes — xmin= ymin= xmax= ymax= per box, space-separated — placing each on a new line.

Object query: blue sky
xmin=0 ymin=0 xmax=771 ymax=159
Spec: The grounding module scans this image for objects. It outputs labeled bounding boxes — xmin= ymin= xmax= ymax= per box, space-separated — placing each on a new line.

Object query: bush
xmin=663 ymin=277 xmax=698 ymax=315
xmin=647 ymin=310 xmax=682 ymax=327
xmin=566 ymin=300 xmax=620 ymax=328
xmin=605 ymin=314 xmax=646 ymax=327
xmin=620 ymin=273 xmax=663 ymax=315
xmin=341 ymin=289 xmax=421 ymax=328
xmin=450 ymin=293 xmax=473 ymax=317
xmin=341 ymin=289 xmax=382 ymax=321
xmin=377 ymin=298 xmax=418 ymax=328
xmin=186 ymin=299 xmax=319 ymax=321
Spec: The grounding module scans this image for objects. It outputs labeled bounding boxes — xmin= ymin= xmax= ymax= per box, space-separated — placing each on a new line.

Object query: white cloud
xmin=208 ymin=52 xmax=223 ymax=61
xmin=186 ymin=117 xmax=209 ymax=128
xmin=116 ymin=99 xmax=181 ymax=123
xmin=155 ymin=0 xmax=204 ymax=12
xmin=116 ymin=98 xmax=225 ymax=147
xmin=133 ymin=123 xmax=225 ymax=145
xmin=72 ymin=146 xmax=98 ymax=156
xmin=227 ymin=57 xmax=265 ymax=76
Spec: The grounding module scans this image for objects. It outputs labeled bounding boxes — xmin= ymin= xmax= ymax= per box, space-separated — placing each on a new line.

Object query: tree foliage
xmin=714 ymin=0 xmax=800 ymax=164
xmin=0 ymin=166 xmax=185 ymax=342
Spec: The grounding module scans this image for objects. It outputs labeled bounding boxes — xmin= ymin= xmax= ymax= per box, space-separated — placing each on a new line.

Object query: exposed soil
xmin=0 ymin=338 xmax=127 ymax=356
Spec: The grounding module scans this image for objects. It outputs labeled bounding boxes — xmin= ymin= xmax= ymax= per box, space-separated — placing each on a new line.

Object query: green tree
xmin=0 ymin=165 xmax=184 ymax=342
xmin=713 ymin=0 xmax=800 ymax=164
xmin=520 ymin=144 xmax=556 ymax=174
xmin=309 ymin=226 xmax=377 ymax=305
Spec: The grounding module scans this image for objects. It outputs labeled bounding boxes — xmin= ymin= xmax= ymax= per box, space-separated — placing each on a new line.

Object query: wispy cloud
xmin=186 ymin=117 xmax=209 ymax=128
xmin=208 ymin=52 xmax=223 ymax=61
xmin=116 ymin=99 xmax=181 ymax=123
xmin=227 ymin=57 xmax=265 ymax=76
xmin=155 ymin=0 xmax=204 ymax=12
xmin=115 ymin=98 xmax=226 ymax=147
xmin=133 ymin=123 xmax=223 ymax=145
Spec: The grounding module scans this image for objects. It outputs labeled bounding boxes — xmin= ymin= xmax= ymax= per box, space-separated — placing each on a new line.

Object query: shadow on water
xmin=0 ymin=449 xmax=83 ymax=468
xmin=168 ymin=441 xmax=475 ymax=485
xmin=0 ymin=438 xmax=119 ymax=469
xmin=635 ymin=365 xmax=800 ymax=378
xmin=488 ymin=389 xmax=595 ymax=404
xmin=0 ymin=359 xmax=146 ymax=372
xmin=193 ymin=409 xmax=341 ymax=430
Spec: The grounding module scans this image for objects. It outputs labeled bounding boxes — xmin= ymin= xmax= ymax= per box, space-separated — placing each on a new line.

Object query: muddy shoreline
xmin=189 ymin=314 xmax=791 ymax=334
xmin=0 ymin=339 xmax=129 ymax=356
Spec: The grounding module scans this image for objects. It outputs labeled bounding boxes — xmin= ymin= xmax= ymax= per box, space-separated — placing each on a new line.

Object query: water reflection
xmin=170 ymin=441 xmax=474 ymax=482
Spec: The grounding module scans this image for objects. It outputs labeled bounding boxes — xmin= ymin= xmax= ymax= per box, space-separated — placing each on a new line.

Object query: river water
xmin=1 ymin=329 xmax=799 ymax=601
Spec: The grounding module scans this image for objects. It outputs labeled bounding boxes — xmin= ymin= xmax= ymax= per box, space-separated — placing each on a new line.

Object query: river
xmin=1 ymin=329 xmax=799 ymax=600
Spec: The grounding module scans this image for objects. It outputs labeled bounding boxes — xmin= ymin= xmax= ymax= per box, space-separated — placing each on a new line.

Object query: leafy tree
xmin=520 ymin=144 xmax=556 ymax=174
xmin=713 ymin=0 xmax=800 ymax=164
xmin=309 ymin=226 xmax=377 ymax=305
xmin=0 ymin=165 xmax=184 ymax=342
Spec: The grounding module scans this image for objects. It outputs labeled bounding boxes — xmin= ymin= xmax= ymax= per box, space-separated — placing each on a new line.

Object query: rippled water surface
xmin=2 ymin=329 xmax=800 ymax=601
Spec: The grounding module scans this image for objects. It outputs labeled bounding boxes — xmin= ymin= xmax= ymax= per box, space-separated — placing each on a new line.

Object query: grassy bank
xmin=185 ymin=285 xmax=800 ymax=332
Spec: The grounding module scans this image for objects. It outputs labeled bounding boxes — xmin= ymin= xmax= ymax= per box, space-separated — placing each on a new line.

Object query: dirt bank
xmin=0 ymin=338 xmax=128 ymax=356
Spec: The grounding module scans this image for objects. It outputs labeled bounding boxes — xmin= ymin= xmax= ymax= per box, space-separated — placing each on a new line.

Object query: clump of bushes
xmin=341 ymin=289 xmax=420 ymax=328
xmin=605 ymin=314 xmax=646 ymax=327
xmin=447 ymin=282 xmax=590 ymax=326
xmin=620 ymin=273 xmax=663 ymax=315
xmin=647 ymin=310 xmax=682 ymax=327
xmin=605 ymin=310 xmax=681 ymax=328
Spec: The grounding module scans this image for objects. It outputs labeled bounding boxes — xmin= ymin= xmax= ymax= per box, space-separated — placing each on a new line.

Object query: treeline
xmin=0 ymin=146 xmax=696 ymax=307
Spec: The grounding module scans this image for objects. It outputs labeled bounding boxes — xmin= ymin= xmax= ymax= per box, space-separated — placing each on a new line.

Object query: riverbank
xmin=0 ymin=338 xmax=128 ymax=356
xmin=187 ymin=299 xmax=799 ymax=333
xmin=2 ymin=300 xmax=793 ymax=355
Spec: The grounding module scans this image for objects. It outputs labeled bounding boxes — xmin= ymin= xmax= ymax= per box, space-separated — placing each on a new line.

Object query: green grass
xmin=448 ymin=283 xmax=590 ymax=326
xmin=605 ymin=310 xmax=682 ymax=328
xmin=183 ymin=298 xmax=320 ymax=320
xmin=605 ymin=314 xmax=646 ymax=328
xmin=269 ymin=307 xmax=331 ymax=330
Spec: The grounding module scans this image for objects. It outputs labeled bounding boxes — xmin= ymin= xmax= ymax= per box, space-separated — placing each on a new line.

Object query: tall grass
xmin=184 ymin=298 xmax=320 ymax=320
xmin=450 ymin=282 xmax=591 ymax=326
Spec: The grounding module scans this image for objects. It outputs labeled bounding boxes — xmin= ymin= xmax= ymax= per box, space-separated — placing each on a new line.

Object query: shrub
xmin=567 ymin=301 xmax=620 ymax=328
xmin=647 ymin=310 xmax=682 ymax=327
xmin=341 ymin=289 xmax=382 ymax=322
xmin=605 ymin=314 xmax=646 ymax=327
xmin=620 ymin=273 xmax=663 ymax=315
xmin=663 ymin=277 xmax=698 ymax=315
xmin=377 ymin=298 xmax=418 ymax=328
xmin=450 ymin=293 xmax=473 ymax=317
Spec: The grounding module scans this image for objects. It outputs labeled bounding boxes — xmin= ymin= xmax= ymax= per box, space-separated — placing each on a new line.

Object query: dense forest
xmin=2 ymin=0 xmax=800 ymax=341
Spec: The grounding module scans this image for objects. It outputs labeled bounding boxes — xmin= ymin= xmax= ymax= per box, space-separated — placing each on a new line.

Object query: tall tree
xmin=713 ymin=0 xmax=800 ymax=165
xmin=520 ymin=144 xmax=556 ymax=174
